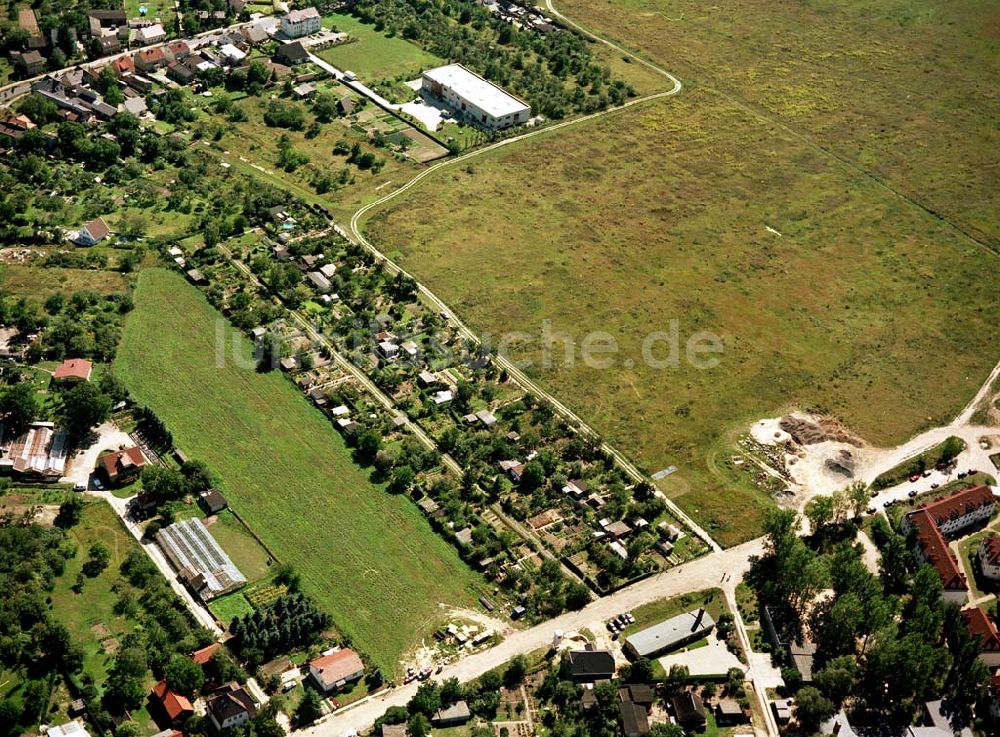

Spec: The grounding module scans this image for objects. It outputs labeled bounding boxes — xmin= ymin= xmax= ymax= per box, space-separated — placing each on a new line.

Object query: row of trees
xmin=229 ymin=592 xmax=332 ymax=667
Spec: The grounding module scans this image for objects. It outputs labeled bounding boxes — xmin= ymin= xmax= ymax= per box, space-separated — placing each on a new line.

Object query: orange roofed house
xmin=99 ymin=446 xmax=147 ymax=486
xmin=151 ymin=680 xmax=193 ymax=724
xmin=308 ymin=649 xmax=364 ymax=693
xmin=52 ymin=358 xmax=92 ymax=383
xmin=902 ymin=485 xmax=997 ymax=604
xmin=76 ymin=218 xmax=110 ymax=246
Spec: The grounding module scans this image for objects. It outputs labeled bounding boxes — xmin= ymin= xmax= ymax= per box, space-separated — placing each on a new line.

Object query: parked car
xmin=909 ymin=474 xmax=921 ymax=483
xmin=922 ymin=470 xmax=932 ymax=478
xmin=930 ymin=483 xmax=939 ymax=489
xmin=908 ymin=490 xmax=918 ymax=498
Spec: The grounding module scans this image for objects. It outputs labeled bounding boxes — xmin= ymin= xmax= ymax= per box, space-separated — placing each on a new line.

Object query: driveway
xmin=62 ymin=421 xmax=133 ymax=488
xmin=658 ymin=637 xmax=744 ymax=677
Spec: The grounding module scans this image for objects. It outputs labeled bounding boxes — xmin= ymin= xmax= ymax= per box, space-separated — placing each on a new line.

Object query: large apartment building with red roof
xmin=902 ymin=484 xmax=996 ymax=604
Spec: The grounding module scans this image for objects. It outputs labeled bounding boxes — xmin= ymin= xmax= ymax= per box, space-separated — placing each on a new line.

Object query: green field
xmin=48 ymin=500 xmax=159 ymax=732
xmin=364 ymin=84 xmax=999 ymax=547
xmin=0 ymin=264 xmax=127 ymax=297
xmin=116 ymin=268 xmax=482 ymax=672
xmin=320 ymin=12 xmax=445 ymax=82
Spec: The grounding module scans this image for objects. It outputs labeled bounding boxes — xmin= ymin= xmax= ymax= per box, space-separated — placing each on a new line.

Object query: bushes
xmin=263 ymin=101 xmax=307 ymax=130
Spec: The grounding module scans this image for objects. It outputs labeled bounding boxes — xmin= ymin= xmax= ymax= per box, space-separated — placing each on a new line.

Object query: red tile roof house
xmin=962 ymin=606 xmax=1000 ymax=668
xmin=151 ymin=680 xmax=194 ymax=724
xmin=76 ymin=217 xmax=110 ymax=246
xmin=978 ymin=535 xmax=1000 ymax=583
xmin=901 ymin=485 xmax=997 ymax=604
xmin=308 ymin=649 xmax=364 ymax=693
xmin=52 ymin=358 xmax=93 ymax=383
xmin=134 ymin=47 xmax=167 ymax=73
xmin=191 ymin=642 xmax=221 ymax=666
xmin=99 ymin=446 xmax=147 ymax=485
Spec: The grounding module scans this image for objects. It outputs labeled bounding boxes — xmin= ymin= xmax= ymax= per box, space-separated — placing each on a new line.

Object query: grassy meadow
xmin=0 ymin=264 xmax=127 ymax=297
xmin=557 ymin=0 xmax=1000 ymax=249
xmin=320 ymin=12 xmax=445 ymax=82
xmin=364 ymin=88 xmax=1000 ymax=546
xmin=49 ymin=500 xmax=159 ymax=732
xmin=116 ymin=268 xmax=482 ymax=672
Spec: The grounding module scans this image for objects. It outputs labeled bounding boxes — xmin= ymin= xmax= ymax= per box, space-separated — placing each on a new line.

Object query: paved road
xmin=301 ymin=537 xmax=764 ymax=737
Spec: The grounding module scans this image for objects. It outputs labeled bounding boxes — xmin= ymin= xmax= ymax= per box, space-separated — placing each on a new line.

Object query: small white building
xmin=421 ymin=63 xmax=530 ymax=130
xmin=280 ymin=6 xmax=321 ymax=38
xmin=219 ymin=43 xmax=247 ymax=65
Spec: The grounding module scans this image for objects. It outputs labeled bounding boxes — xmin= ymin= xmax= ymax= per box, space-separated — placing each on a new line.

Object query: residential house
xmin=151 ymin=680 xmax=194 ymax=724
xmin=112 ymin=56 xmax=135 ymax=77
xmin=672 ymin=691 xmax=707 ymax=730
xmin=337 ymin=96 xmax=355 ymax=116
xmin=963 ymin=606 xmax=1000 ymax=667
xmin=134 ymin=23 xmax=167 ymax=45
xmin=134 ymin=47 xmax=168 ymax=73
xmin=53 ymin=358 xmax=93 ymax=383
xmin=565 ymin=649 xmax=615 ymax=682
xmin=308 ymin=649 xmax=365 ymax=693
xmin=417 ymin=370 xmax=438 ymax=387
xmin=474 ymin=409 xmax=497 ymax=428
xmin=563 ymin=478 xmax=588 ymax=498
xmin=280 ymin=7 xmax=322 ymax=38
xmin=242 ymin=21 xmax=271 ymax=45
xmin=207 ymin=684 xmax=257 ymax=731
xmin=978 ymin=535 xmax=1000 ymax=582
xmin=275 ymin=41 xmax=309 ymax=66
xmin=772 ymin=699 xmax=792 ymax=723
xmin=619 ymin=684 xmax=655 ymax=710
xmin=619 ymin=700 xmax=650 ymax=737
xmin=164 ymin=40 xmax=192 ymax=61
xmin=13 ymin=50 xmax=45 ymax=76
xmin=902 ymin=485 xmax=997 ymax=603
xmin=99 ymin=446 xmax=148 ymax=486
xmin=432 ymin=701 xmax=471 ymax=727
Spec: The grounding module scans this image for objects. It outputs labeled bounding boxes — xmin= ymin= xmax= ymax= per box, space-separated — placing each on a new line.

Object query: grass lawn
xmin=209 ymin=591 xmax=255 ymax=623
xmin=124 ymin=0 xmax=174 ymax=22
xmin=320 ymin=12 xmax=444 ymax=82
xmin=116 ymin=268 xmax=483 ymax=673
xmin=363 ymin=85 xmax=999 ymax=547
xmin=49 ymin=500 xmax=139 ymax=687
xmin=621 ymin=588 xmax=725 ymax=639
xmin=0 ymin=264 xmax=127 ymax=297
xmin=206 ymin=510 xmax=275 ymax=583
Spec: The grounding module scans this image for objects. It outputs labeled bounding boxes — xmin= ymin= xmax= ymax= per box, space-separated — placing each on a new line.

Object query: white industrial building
xmin=421 ymin=64 xmax=530 ymax=130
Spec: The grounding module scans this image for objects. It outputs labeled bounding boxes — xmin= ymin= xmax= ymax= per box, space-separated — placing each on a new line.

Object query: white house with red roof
xmin=902 ymin=485 xmax=998 ymax=604
xmin=978 ymin=534 xmax=1000 ymax=582
xmin=76 ymin=218 xmax=110 ymax=246
xmin=308 ymin=648 xmax=364 ymax=693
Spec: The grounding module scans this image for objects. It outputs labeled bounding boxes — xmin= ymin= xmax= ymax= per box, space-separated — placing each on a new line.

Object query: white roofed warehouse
xmin=421 ymin=64 xmax=530 ymax=130
xmin=156 ymin=517 xmax=247 ymax=600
